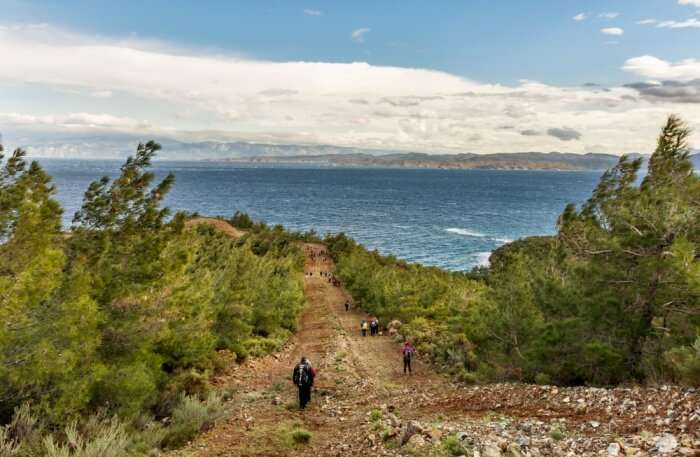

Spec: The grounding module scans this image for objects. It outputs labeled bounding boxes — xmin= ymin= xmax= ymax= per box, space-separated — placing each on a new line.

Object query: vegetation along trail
xmin=168 ymin=221 xmax=699 ymax=457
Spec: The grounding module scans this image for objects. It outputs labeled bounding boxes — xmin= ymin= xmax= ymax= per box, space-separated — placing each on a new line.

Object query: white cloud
xmin=657 ymin=18 xmax=700 ymax=28
xmin=601 ymin=27 xmax=624 ymax=36
xmin=573 ymin=13 xmax=588 ymax=21
xmin=623 ymin=55 xmax=700 ymax=81
xmin=599 ymin=12 xmax=620 ymax=19
xmin=0 ymin=112 xmax=151 ymax=130
xmin=679 ymin=0 xmax=700 ymax=7
xmin=90 ymin=90 xmax=113 ymax=98
xmin=351 ymin=27 xmax=370 ymax=43
xmin=1 ymin=24 xmax=699 ymax=155
xmin=636 ymin=19 xmax=658 ymax=25
xmin=303 ymin=9 xmax=322 ymax=16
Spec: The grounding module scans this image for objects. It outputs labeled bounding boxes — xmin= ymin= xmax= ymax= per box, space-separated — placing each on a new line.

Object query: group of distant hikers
xmin=291 ymin=322 xmax=417 ymax=410
xmin=293 ymin=246 xmax=416 ymax=410
xmin=360 ymin=318 xmax=380 ymax=336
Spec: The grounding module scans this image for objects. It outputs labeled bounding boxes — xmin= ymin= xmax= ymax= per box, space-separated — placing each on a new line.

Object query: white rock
xmin=654 ymin=433 xmax=678 ymax=453
xmin=606 ymin=443 xmax=620 ymax=456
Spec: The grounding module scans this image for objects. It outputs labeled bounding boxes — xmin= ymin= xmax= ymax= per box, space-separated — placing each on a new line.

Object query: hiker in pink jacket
xmin=401 ymin=341 xmax=416 ymax=375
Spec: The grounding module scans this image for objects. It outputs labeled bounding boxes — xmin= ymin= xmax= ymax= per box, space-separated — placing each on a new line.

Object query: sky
xmin=1 ymin=0 xmax=700 ymax=156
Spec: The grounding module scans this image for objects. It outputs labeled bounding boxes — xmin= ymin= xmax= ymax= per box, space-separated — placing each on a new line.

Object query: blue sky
xmin=1 ymin=0 xmax=699 ymax=156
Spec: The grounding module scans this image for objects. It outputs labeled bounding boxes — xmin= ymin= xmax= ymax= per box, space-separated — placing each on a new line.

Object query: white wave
xmin=493 ymin=237 xmax=513 ymax=244
xmin=446 ymin=227 xmax=486 ymax=237
xmin=474 ymin=252 xmax=491 ymax=267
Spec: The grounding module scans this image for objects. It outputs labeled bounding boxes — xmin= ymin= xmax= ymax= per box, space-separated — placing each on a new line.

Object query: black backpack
xmin=293 ymin=363 xmax=311 ymax=387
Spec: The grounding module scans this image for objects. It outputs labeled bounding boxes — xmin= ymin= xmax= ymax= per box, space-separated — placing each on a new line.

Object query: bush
xmin=161 ymin=392 xmax=229 ymax=449
xmin=456 ymin=370 xmax=477 ymax=385
xmin=0 ymin=427 xmax=20 ymax=457
xmin=290 ymin=429 xmax=311 ymax=445
xmin=42 ymin=419 xmax=129 ymax=457
xmin=534 ymin=372 xmax=551 ymax=385
xmin=665 ymin=336 xmax=700 ymax=387
xmin=442 ymin=434 xmax=467 ymax=456
xmin=230 ymin=211 xmax=254 ymax=229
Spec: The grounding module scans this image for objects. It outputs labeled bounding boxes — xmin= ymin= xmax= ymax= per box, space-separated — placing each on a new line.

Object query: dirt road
xmin=168 ymin=230 xmax=699 ymax=456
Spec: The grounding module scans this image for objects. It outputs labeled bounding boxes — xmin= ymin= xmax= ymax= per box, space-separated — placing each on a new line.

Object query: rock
xmin=606 ymin=442 xmax=620 ymax=456
xmin=427 ymin=428 xmax=443 ymax=442
xmin=515 ymin=435 xmax=530 ymax=447
xmin=653 ymin=433 xmax=678 ymax=454
xmin=589 ymin=420 xmax=600 ymax=428
xmin=407 ymin=434 xmax=426 ymax=447
xmin=647 ymin=404 xmax=657 ymax=415
xmin=386 ymin=413 xmax=400 ymax=427
xmin=399 ymin=420 xmax=424 ymax=446
xmin=481 ymin=443 xmax=502 ymax=457
xmin=506 ymin=443 xmax=525 ymax=457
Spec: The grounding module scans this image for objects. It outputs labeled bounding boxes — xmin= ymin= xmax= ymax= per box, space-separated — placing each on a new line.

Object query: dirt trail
xmin=169 ymin=224 xmax=699 ymax=456
xmin=167 ymin=242 xmax=445 ymax=457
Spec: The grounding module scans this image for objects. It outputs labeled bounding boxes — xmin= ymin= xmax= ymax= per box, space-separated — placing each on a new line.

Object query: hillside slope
xmin=166 ymin=235 xmax=699 ymax=457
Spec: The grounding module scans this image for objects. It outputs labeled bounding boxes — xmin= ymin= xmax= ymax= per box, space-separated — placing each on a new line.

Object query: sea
xmin=38 ymin=159 xmax=602 ymax=271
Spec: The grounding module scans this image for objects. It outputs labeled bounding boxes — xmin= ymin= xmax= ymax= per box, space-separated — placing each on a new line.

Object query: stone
xmin=399 ymin=420 xmax=424 ymax=446
xmin=507 ymin=443 xmax=525 ymax=457
xmin=654 ymin=433 xmax=678 ymax=454
xmin=407 ymin=434 xmax=426 ymax=447
xmin=481 ymin=443 xmax=502 ymax=457
xmin=606 ymin=442 xmax=620 ymax=456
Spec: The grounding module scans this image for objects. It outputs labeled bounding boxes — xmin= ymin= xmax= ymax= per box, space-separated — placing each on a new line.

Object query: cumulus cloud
xmin=547 ymin=127 xmax=582 ymax=142
xmin=303 ymin=9 xmax=322 ymax=16
xmin=679 ymin=0 xmax=700 ymax=7
xmin=636 ymin=19 xmax=658 ymax=25
xmin=625 ymin=80 xmax=700 ymax=103
xmin=1 ymin=24 xmax=699 ymax=155
xmin=599 ymin=12 xmax=620 ymax=19
xmin=601 ymin=27 xmax=624 ymax=36
xmin=351 ymin=27 xmax=370 ymax=43
xmin=623 ymin=55 xmax=700 ymax=82
xmin=573 ymin=13 xmax=588 ymax=21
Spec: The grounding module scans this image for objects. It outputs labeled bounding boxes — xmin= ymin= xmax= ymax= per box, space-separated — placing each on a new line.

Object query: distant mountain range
xmin=7 ymin=132 xmax=699 ymax=171
xmin=225 ymin=151 xmax=692 ymax=171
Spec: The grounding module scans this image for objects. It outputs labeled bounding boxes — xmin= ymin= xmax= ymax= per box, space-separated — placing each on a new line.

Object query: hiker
xmin=371 ymin=318 xmax=379 ymax=336
xmin=401 ymin=341 xmax=416 ymax=375
xmin=292 ymin=356 xmax=316 ymax=409
xmin=361 ymin=320 xmax=368 ymax=337
xmin=344 ymin=301 xmax=349 ymax=312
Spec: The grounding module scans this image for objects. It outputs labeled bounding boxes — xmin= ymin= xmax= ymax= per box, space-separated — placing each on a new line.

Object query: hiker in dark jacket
xmin=292 ymin=356 xmax=316 ymax=409
xmin=401 ymin=342 xmax=416 ymax=375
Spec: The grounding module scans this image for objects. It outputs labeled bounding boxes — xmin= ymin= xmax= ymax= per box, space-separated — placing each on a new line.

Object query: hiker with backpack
xmin=401 ymin=341 xmax=416 ymax=375
xmin=361 ymin=320 xmax=368 ymax=337
xmin=292 ymin=356 xmax=316 ymax=409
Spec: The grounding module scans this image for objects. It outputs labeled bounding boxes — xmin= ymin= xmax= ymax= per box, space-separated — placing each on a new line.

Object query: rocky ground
xmin=166 ymin=233 xmax=699 ymax=457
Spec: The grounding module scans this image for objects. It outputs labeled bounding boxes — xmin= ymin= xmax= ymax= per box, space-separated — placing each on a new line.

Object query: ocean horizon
xmin=40 ymin=158 xmax=602 ymax=271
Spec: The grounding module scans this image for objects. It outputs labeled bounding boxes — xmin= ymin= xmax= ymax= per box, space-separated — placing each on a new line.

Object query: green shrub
xmin=442 ymin=434 xmax=467 ymax=456
xmin=549 ymin=429 xmax=565 ymax=441
xmin=161 ymin=392 xmax=229 ymax=449
xmin=534 ymin=372 xmax=551 ymax=385
xmin=456 ymin=370 xmax=477 ymax=385
xmin=665 ymin=336 xmax=700 ymax=387
xmin=0 ymin=427 xmax=20 ymax=457
xmin=369 ymin=409 xmax=383 ymax=422
xmin=290 ymin=429 xmax=311 ymax=446
xmin=42 ymin=419 xmax=129 ymax=457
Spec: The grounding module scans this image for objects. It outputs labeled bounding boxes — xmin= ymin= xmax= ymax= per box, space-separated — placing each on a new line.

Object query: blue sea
xmin=38 ymin=159 xmax=602 ymax=271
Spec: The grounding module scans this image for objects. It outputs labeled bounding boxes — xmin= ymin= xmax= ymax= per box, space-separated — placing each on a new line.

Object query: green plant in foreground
xmin=290 ymin=428 xmax=312 ymax=446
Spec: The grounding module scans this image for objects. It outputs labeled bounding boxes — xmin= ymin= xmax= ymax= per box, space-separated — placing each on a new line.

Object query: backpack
xmin=294 ymin=363 xmax=311 ymax=387
xmin=403 ymin=346 xmax=413 ymax=359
